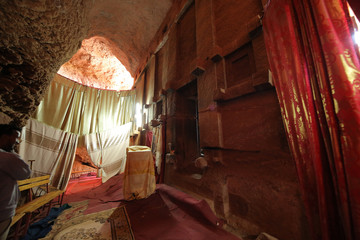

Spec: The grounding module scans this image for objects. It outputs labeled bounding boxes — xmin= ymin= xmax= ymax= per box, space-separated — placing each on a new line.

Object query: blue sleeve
xmin=0 ymin=152 xmax=31 ymax=180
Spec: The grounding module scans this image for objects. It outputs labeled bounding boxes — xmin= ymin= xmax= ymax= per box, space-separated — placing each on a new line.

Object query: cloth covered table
xmin=123 ymin=146 xmax=156 ymax=200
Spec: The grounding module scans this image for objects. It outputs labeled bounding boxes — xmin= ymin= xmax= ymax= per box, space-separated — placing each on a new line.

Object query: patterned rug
xmin=41 ymin=201 xmax=134 ymax=240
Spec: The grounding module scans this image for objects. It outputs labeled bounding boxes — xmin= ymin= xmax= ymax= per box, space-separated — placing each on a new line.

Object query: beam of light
xmin=348 ymin=4 xmax=360 ymax=50
xmin=354 ymin=30 xmax=360 ymax=46
xmin=135 ymin=103 xmax=142 ymax=129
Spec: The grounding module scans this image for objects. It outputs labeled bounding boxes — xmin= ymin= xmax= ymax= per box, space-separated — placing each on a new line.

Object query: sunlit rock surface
xmin=58 ymin=37 xmax=134 ymax=91
xmin=0 ymin=0 xmax=173 ymax=125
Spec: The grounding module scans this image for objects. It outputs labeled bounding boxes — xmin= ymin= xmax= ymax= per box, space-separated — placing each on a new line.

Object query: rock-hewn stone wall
xmin=1 ymin=0 xmax=311 ymax=239
xmin=0 ymin=0 xmax=91 ymax=126
xmin=0 ymin=0 xmax=175 ymax=126
xmin=136 ymin=0 xmax=311 ymax=239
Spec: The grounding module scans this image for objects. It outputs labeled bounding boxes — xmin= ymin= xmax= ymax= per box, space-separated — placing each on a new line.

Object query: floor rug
xmin=41 ymin=201 xmax=134 ymax=240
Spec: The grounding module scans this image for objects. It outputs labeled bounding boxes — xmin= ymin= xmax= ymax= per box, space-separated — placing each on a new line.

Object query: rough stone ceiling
xmin=58 ymin=37 xmax=134 ymax=91
xmin=59 ymin=0 xmax=173 ymax=90
xmin=0 ymin=0 xmax=175 ymax=125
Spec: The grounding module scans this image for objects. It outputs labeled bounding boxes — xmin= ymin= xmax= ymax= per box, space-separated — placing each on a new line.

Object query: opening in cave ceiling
xmin=57 ymin=36 xmax=134 ymax=91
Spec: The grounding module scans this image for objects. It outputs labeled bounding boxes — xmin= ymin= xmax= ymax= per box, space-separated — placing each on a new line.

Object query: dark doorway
xmin=175 ymin=80 xmax=200 ymax=173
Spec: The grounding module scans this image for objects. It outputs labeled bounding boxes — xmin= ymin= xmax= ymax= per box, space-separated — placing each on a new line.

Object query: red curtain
xmin=263 ymin=0 xmax=360 ymax=239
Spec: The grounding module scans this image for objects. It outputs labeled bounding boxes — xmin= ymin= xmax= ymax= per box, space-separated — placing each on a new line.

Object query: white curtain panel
xmin=33 ymin=74 xmax=135 ymax=136
xmin=19 ymin=119 xmax=78 ymax=190
xmin=85 ymin=122 xmax=131 ymax=183
xmin=152 ymin=126 xmax=163 ymax=174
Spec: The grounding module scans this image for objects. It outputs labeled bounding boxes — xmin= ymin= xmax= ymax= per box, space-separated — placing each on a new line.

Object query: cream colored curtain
xmin=85 ymin=122 xmax=132 ymax=183
xmin=152 ymin=126 xmax=163 ymax=174
xmin=29 ymin=74 xmax=135 ymax=186
xmin=34 ymin=74 xmax=135 ymax=135
xmin=19 ymin=119 xmax=78 ymax=190
xmin=123 ymin=146 xmax=156 ymax=200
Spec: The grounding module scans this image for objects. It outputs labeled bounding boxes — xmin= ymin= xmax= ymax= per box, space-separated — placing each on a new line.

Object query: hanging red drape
xmin=263 ymin=0 xmax=360 ymax=239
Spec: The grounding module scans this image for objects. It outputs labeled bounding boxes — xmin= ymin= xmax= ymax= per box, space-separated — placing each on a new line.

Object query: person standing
xmin=0 ymin=124 xmax=31 ymax=240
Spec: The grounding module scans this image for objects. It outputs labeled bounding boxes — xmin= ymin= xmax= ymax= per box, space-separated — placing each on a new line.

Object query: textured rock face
xmin=58 ymin=0 xmax=173 ymax=91
xmin=88 ymin=0 xmax=173 ymax=76
xmin=0 ymin=1 xmax=312 ymax=238
xmin=0 ymin=0 xmax=92 ymax=126
xmin=0 ymin=0 xmax=173 ymax=126
xmin=57 ymin=37 xmax=134 ymax=91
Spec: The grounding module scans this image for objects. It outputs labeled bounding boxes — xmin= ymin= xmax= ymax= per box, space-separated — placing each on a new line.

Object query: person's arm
xmin=0 ymin=152 xmax=31 ymax=180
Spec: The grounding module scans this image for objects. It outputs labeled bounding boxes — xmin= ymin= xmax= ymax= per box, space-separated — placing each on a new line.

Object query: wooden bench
xmin=10 ymin=175 xmax=64 ymax=237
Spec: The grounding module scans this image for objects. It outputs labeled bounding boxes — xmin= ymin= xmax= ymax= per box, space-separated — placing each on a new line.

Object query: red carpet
xmin=62 ymin=174 xmax=241 ymax=240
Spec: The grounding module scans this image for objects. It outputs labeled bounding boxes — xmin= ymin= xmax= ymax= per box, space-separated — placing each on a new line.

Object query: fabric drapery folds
xmin=263 ymin=0 xmax=360 ymax=239
xmin=19 ymin=119 xmax=78 ymax=190
xmin=145 ymin=130 xmax=153 ymax=148
xmin=85 ymin=123 xmax=132 ymax=183
xmin=21 ymin=74 xmax=136 ymax=189
xmin=33 ymin=74 xmax=135 ymax=135
xmin=123 ymin=146 xmax=156 ymax=200
xmin=151 ymin=126 xmax=163 ymax=175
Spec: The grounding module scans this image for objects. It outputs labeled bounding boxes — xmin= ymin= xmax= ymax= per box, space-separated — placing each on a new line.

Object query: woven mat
xmin=41 ymin=201 xmax=134 ymax=240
